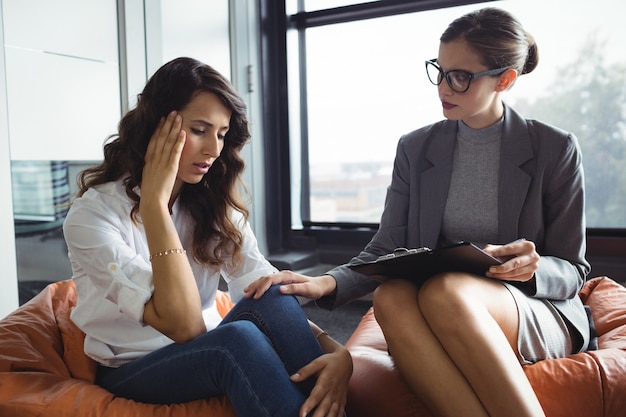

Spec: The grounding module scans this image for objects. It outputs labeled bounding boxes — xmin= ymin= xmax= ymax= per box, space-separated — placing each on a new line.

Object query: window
xmin=285 ymin=0 xmax=626 ymax=230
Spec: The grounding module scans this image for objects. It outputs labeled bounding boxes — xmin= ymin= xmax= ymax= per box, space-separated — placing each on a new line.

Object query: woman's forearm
xmin=141 ymin=202 xmax=205 ymax=342
xmin=309 ymin=320 xmax=344 ymax=353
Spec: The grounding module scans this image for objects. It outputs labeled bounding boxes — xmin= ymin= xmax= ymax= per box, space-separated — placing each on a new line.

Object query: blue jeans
xmin=96 ymin=286 xmax=324 ymax=417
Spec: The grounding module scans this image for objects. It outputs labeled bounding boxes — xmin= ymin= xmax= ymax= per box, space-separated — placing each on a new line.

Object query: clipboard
xmin=348 ymin=241 xmax=502 ymax=283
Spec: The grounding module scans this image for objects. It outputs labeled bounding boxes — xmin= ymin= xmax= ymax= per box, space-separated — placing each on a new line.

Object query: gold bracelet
xmin=316 ymin=331 xmax=329 ymax=340
xmin=149 ymin=248 xmax=186 ymax=261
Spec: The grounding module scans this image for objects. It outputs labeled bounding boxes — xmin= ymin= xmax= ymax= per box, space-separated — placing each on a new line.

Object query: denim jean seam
xmin=104 ymin=344 xmax=274 ymax=417
xmin=103 ymin=345 xmax=212 ymax=391
xmin=230 ymin=309 xmax=286 ymax=360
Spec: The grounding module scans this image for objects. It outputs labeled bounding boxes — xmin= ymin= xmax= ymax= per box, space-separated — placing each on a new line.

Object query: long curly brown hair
xmin=76 ymin=57 xmax=251 ymax=269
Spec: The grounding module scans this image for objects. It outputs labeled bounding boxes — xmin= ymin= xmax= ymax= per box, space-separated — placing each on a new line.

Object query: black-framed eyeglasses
xmin=425 ymin=58 xmax=509 ymax=93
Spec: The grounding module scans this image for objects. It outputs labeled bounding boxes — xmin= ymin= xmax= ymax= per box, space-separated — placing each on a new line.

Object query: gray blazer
xmin=322 ymin=104 xmax=591 ymax=351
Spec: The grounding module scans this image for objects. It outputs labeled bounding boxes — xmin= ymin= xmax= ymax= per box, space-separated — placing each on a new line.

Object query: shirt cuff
xmin=104 ymin=259 xmax=153 ymax=323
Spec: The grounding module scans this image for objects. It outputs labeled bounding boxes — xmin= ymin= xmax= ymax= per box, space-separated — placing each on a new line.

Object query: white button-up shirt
xmin=63 ymin=180 xmax=277 ymax=367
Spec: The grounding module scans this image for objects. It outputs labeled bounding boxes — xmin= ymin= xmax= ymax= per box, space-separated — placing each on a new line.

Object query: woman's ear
xmin=495 ymin=68 xmax=518 ymax=92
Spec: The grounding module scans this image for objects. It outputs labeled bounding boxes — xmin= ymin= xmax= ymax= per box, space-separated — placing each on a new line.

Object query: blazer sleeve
xmin=528 ymin=123 xmax=590 ymax=300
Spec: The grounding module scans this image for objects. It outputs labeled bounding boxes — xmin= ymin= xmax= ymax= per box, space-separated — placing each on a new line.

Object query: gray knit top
xmin=439 ymin=117 xmax=504 ymax=248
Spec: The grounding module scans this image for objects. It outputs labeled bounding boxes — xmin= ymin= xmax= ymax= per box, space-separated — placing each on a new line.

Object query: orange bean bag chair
xmin=0 ymin=279 xmax=237 ymax=417
xmin=344 ymin=276 xmax=626 ymax=417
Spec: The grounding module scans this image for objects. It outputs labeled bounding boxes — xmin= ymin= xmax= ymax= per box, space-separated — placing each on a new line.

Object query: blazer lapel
xmin=498 ymin=105 xmax=534 ymax=242
xmin=420 ymin=121 xmax=457 ymax=248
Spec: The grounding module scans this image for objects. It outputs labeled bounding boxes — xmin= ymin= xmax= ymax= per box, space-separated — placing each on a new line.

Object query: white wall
xmin=0 ymin=1 xmax=19 ymax=319
xmin=3 ymin=0 xmax=120 ymax=161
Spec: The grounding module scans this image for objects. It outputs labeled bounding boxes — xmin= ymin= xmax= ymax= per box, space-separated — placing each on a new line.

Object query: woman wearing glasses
xmin=246 ymin=7 xmax=590 ymax=417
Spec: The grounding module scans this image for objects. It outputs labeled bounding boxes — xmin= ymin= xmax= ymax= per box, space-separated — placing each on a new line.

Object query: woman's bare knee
xmin=373 ymin=279 xmax=418 ymax=323
xmin=374 ymin=280 xmax=415 ymax=307
xmin=418 ymin=273 xmax=468 ymax=315
xmin=419 ymin=274 xmax=520 ymax=350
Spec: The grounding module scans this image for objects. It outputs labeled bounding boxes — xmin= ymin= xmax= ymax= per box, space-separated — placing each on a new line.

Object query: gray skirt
xmin=502 ymin=283 xmax=573 ymax=365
